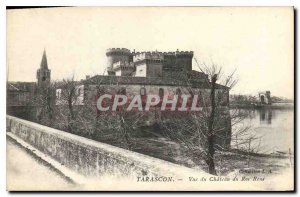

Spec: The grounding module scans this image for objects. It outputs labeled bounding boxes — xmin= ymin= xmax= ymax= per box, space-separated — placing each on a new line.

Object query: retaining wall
xmin=6 ymin=115 xmax=206 ymax=180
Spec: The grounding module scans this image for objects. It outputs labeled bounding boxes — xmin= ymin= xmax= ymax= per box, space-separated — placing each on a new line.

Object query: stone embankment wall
xmin=6 ymin=115 xmax=207 ymax=180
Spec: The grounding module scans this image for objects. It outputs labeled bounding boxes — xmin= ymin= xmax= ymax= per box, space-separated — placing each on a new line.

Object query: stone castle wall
xmin=106 ymin=48 xmax=194 ymax=77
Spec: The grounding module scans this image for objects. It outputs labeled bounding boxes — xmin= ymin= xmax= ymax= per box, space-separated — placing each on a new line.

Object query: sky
xmin=7 ymin=7 xmax=294 ymax=99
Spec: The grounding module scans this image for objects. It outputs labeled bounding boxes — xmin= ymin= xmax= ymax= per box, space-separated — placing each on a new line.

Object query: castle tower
xmin=175 ymin=50 xmax=194 ymax=72
xmin=37 ymin=50 xmax=51 ymax=88
xmin=113 ymin=61 xmax=135 ymax=76
xmin=133 ymin=51 xmax=164 ymax=77
xmin=106 ymin=48 xmax=132 ymax=75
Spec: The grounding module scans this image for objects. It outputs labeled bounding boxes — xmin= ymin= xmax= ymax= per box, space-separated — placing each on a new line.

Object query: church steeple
xmin=37 ymin=49 xmax=51 ymax=88
xmin=40 ymin=49 xmax=48 ymax=69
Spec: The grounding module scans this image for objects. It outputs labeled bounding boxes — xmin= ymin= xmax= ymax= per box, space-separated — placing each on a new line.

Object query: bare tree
xmin=54 ymin=76 xmax=82 ymax=132
xmin=89 ymin=75 xmax=146 ymax=150
xmin=159 ymin=59 xmax=262 ymax=175
xmin=53 ymin=72 xmax=145 ymax=151
xmin=34 ymin=82 xmax=57 ymax=126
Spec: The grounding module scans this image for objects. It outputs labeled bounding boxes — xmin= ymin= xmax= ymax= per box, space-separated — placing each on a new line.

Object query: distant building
xmin=7 ymin=50 xmax=51 ymax=106
xmin=258 ymin=91 xmax=272 ymax=105
xmin=6 ymin=82 xmax=36 ymax=106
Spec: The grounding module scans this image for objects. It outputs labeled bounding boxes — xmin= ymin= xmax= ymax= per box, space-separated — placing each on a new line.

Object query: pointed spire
xmin=40 ymin=49 xmax=48 ymax=69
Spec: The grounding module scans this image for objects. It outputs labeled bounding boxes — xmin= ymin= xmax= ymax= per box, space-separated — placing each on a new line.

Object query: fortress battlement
xmin=132 ymin=50 xmax=194 ymax=62
xmin=106 ymin=48 xmax=131 ymax=55
xmin=133 ymin=52 xmax=164 ymax=62
xmin=134 ymin=50 xmax=193 ymax=56
xmin=175 ymin=51 xmax=194 ymax=56
xmin=163 ymin=52 xmax=176 ymax=55
xmin=106 ymin=48 xmax=194 ymax=76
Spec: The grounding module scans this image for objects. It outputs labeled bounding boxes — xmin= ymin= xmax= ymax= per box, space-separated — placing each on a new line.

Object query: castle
xmin=105 ymin=48 xmax=194 ymax=79
xmin=54 ymin=48 xmax=229 ymax=107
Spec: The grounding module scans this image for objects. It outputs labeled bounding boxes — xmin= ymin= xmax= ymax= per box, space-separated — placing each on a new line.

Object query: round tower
xmin=106 ymin=48 xmax=131 ymax=75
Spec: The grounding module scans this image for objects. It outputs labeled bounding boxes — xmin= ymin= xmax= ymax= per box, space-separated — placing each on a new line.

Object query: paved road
xmin=7 ymin=138 xmax=74 ymax=191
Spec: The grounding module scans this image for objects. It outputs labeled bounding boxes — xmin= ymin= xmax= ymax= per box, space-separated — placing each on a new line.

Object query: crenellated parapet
xmin=133 ymin=50 xmax=194 ymax=61
xmin=133 ymin=52 xmax=164 ymax=62
xmin=163 ymin=52 xmax=176 ymax=56
xmin=106 ymin=48 xmax=132 ymax=75
xmin=106 ymin=48 xmax=131 ymax=56
xmin=175 ymin=51 xmax=194 ymax=57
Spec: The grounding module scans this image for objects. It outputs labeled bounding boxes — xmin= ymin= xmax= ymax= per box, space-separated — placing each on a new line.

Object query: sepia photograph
xmin=6 ymin=6 xmax=294 ymax=191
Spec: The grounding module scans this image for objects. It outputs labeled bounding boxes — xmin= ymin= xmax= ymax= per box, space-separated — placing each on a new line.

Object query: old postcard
xmin=6 ymin=7 xmax=294 ymax=191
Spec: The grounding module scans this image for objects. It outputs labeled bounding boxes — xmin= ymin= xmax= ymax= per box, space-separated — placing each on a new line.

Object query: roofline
xmin=81 ymin=75 xmax=229 ymax=89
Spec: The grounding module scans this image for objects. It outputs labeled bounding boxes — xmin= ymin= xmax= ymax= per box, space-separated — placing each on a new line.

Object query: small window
xmin=198 ymin=91 xmax=203 ymax=107
xmin=159 ymin=88 xmax=164 ymax=98
xmin=56 ymin=89 xmax=62 ymax=99
xmin=217 ymin=91 xmax=222 ymax=102
xmin=140 ymin=87 xmax=146 ymax=96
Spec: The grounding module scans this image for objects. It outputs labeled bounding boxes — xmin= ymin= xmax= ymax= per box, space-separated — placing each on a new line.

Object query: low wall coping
xmin=7 ymin=115 xmax=208 ymax=177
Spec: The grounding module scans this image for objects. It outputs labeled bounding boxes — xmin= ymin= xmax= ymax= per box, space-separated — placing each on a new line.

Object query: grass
xmin=92 ymin=130 xmax=292 ymax=176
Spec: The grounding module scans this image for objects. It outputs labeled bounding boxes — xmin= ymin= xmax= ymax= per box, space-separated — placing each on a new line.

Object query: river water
xmin=231 ymin=107 xmax=294 ymax=154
